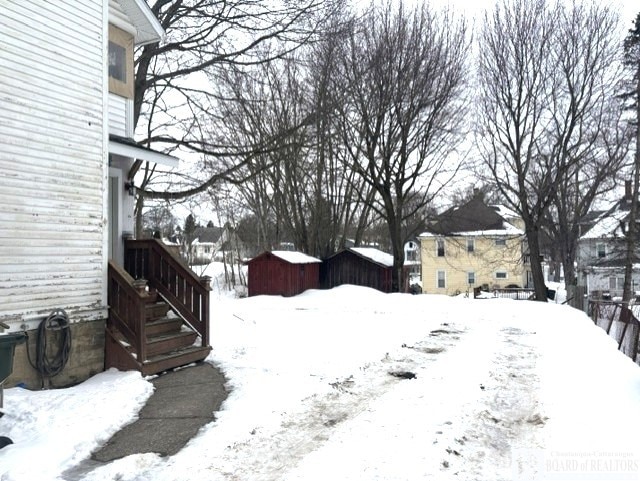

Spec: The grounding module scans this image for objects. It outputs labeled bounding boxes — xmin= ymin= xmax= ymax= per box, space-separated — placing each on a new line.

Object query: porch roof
xmin=109 ymin=135 xmax=179 ymax=168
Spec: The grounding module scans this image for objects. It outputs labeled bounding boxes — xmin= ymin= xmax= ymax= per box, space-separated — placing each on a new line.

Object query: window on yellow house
xmin=495 ymin=238 xmax=506 ymax=247
xmin=467 ymin=238 xmax=475 ymax=253
xmin=437 ymin=270 xmax=446 ymax=288
xmin=495 ymin=271 xmax=508 ymax=280
xmin=436 ymin=239 xmax=445 ymax=257
xmin=467 ymin=271 xmax=475 ymax=285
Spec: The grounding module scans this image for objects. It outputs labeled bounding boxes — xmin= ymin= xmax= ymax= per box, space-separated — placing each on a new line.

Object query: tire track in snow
xmin=438 ymin=325 xmax=546 ymax=480
xmin=281 ymin=317 xmax=542 ymax=480
xmin=195 ymin=323 xmax=468 ymax=481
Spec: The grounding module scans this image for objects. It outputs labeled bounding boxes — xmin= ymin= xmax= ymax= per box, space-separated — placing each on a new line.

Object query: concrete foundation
xmin=6 ymin=319 xmax=106 ymax=390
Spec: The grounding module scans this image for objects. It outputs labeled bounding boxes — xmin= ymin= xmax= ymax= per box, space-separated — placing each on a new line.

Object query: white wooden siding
xmin=0 ymin=0 xmax=107 ymax=325
xmin=108 ymin=94 xmax=128 ymax=137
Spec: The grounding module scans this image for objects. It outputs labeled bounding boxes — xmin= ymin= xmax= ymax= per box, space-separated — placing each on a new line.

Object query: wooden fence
xmin=589 ymin=300 xmax=640 ymax=365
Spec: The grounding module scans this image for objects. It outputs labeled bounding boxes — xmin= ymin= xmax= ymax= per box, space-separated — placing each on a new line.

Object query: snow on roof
xmin=580 ymin=209 xmax=628 ymax=240
xmin=350 ymin=247 xmax=394 ymax=267
xmin=419 ymin=222 xmax=523 ymax=238
xmin=271 ymin=251 xmax=321 ymax=264
xmin=491 ymin=204 xmax=519 ymax=221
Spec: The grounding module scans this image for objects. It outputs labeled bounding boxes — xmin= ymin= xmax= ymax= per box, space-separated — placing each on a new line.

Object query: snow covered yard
xmin=2 ymin=286 xmax=640 ymax=481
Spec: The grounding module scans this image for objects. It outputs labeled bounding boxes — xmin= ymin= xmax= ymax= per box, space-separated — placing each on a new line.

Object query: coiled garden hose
xmin=26 ymin=309 xmax=72 ymax=387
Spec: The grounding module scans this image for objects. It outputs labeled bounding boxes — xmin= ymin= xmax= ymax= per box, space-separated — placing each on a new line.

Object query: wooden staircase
xmin=106 ymin=240 xmax=212 ymax=376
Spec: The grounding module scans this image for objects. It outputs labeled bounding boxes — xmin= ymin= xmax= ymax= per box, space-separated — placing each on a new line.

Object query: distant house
xmin=419 ymin=194 xmax=528 ymax=295
xmin=191 ymin=226 xmax=224 ymax=264
xmin=577 ymin=182 xmax=640 ymax=298
xmin=323 ymin=247 xmax=395 ymax=293
xmin=404 ymin=239 xmax=421 ymax=280
xmin=247 ymin=251 xmax=321 ymax=297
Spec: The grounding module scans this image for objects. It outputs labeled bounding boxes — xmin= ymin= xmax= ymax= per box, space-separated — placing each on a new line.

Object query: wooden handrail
xmin=107 ymin=260 xmax=148 ymax=362
xmin=124 ymin=239 xmax=210 ymax=347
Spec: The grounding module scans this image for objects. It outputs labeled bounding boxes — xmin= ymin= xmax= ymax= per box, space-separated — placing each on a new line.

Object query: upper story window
xmin=495 ymin=238 xmax=506 ymax=247
xmin=596 ymin=243 xmax=606 ymax=258
xmin=109 ymin=24 xmax=134 ymax=99
xmin=436 ymin=238 xmax=445 ymax=257
xmin=467 ymin=238 xmax=475 ymax=253
xmin=495 ymin=271 xmax=508 ymax=280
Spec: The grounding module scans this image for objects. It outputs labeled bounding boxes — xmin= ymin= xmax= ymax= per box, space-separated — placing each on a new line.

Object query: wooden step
xmin=146 ymin=330 xmax=198 ymax=357
xmin=141 ymin=345 xmax=212 ymax=376
xmin=106 ymin=329 xmax=211 ymax=376
xmin=146 ymin=317 xmax=183 ymax=336
xmin=145 ymin=301 xmax=171 ymax=321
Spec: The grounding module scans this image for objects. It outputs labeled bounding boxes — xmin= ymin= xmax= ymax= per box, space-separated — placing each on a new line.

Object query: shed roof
xmin=271 ymin=251 xmax=321 ymax=264
xmin=248 ymin=251 xmax=321 ymax=265
xmin=349 ymin=247 xmax=394 ymax=268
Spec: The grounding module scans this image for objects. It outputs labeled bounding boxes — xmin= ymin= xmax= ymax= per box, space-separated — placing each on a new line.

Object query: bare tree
xmin=336 ymin=1 xmax=469 ymax=291
xmin=211 ymin=8 xmax=379 ymax=259
xmin=622 ymin=12 xmax=640 ymax=302
xmin=477 ymin=0 xmax=626 ymax=301
xmin=131 ymin=0 xmax=344 ymax=226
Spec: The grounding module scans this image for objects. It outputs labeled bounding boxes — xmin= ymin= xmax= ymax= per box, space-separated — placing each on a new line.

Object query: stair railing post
xmin=132 ymin=278 xmax=149 ymax=362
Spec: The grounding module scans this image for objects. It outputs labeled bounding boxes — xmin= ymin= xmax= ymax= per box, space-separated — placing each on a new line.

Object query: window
xmin=467 ymin=271 xmax=476 ymax=285
xmin=467 ymin=239 xmax=475 ymax=253
xmin=596 ymin=243 xmax=606 ymax=259
xmin=495 ymin=238 xmax=506 ymax=247
xmin=437 ymin=270 xmax=446 ymax=288
xmin=609 ymin=277 xmax=624 ymax=290
xmin=495 ymin=271 xmax=508 ymax=280
xmin=108 ymin=24 xmax=134 ymax=99
xmin=436 ymin=239 xmax=445 ymax=257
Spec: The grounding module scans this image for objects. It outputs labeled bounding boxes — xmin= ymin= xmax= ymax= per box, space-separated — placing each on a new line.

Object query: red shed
xmin=322 ymin=247 xmax=394 ymax=293
xmin=247 ymin=251 xmax=321 ymax=297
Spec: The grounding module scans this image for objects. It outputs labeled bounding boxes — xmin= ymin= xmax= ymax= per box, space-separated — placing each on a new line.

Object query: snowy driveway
xmin=2 ymin=287 xmax=640 ymax=481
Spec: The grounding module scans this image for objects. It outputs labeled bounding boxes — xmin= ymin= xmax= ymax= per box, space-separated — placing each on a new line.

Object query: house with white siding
xmin=577 ymin=182 xmax=640 ymax=299
xmin=1 ymin=0 xmax=211 ymax=389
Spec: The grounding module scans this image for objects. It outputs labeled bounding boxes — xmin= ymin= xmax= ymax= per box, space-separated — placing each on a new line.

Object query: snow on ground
xmin=2 ymin=285 xmax=640 ymax=481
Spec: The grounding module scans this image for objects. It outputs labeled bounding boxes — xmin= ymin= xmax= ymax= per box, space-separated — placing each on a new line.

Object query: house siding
xmin=0 ymin=0 xmax=107 ymax=326
xmin=108 ymin=94 xmax=129 ymax=137
xmin=420 ymin=236 xmax=525 ymax=295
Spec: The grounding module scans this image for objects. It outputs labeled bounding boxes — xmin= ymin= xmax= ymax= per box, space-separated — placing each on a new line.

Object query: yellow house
xmin=419 ymin=195 xmax=529 ymax=295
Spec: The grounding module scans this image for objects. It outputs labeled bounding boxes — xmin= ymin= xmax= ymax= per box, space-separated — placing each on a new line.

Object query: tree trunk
xmin=526 ymin=227 xmax=548 ymax=301
xmin=622 ymin=71 xmax=640 ymax=303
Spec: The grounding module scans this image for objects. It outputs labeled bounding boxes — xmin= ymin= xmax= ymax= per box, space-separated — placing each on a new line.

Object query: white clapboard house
xmin=1 ymin=0 xmax=211 ymax=389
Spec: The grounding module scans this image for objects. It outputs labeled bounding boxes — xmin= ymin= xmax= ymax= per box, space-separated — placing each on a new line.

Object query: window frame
xmin=467 ymin=271 xmax=476 ymax=285
xmin=494 ymin=238 xmax=507 ymax=247
xmin=495 ymin=271 xmax=508 ymax=280
xmin=609 ymin=276 xmax=624 ymax=290
xmin=467 ymin=238 xmax=475 ymax=253
xmin=436 ymin=238 xmax=445 ymax=257
xmin=596 ymin=243 xmax=606 ymax=259
xmin=108 ymin=24 xmax=134 ymax=99
xmin=437 ymin=270 xmax=446 ymax=289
